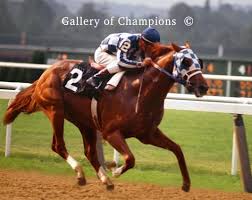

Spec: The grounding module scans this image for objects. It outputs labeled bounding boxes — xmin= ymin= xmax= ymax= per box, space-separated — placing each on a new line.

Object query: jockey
xmin=86 ymin=27 xmax=160 ymax=88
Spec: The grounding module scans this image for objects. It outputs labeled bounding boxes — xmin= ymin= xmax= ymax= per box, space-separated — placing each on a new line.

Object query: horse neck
xmin=149 ymin=44 xmax=172 ymax=60
xmin=141 ymin=54 xmax=175 ymax=104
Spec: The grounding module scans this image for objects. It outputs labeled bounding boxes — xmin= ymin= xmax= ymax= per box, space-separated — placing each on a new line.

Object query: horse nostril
xmin=199 ymin=85 xmax=208 ymax=93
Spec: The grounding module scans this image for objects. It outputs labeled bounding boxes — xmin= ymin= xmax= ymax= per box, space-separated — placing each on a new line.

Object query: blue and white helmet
xmin=141 ymin=27 xmax=160 ymax=43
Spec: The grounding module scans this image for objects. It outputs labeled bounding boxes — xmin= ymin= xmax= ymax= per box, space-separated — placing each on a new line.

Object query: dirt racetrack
xmin=0 ymin=169 xmax=252 ymax=200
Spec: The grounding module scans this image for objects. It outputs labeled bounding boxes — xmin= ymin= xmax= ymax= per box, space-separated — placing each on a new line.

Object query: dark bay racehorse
xmin=3 ymin=42 xmax=208 ymax=191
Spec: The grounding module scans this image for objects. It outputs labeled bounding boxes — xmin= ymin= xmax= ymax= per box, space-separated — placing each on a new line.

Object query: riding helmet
xmin=141 ymin=27 xmax=160 ymax=43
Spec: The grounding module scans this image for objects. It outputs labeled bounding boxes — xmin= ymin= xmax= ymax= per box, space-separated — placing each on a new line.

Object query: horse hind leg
xmin=80 ymin=127 xmax=114 ymax=190
xmin=44 ymin=107 xmax=86 ymax=185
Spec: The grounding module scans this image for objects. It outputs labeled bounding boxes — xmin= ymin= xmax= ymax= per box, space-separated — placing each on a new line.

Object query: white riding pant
xmin=94 ymin=47 xmax=122 ymax=74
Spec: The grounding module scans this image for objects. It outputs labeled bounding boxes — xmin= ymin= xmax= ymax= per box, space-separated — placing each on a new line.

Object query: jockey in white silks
xmin=86 ymin=27 xmax=161 ymax=88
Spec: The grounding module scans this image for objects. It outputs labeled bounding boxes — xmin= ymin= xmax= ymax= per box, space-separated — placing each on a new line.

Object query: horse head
xmin=144 ymin=42 xmax=208 ymax=97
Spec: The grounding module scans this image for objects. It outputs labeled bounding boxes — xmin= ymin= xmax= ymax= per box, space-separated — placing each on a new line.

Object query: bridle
xmin=136 ymin=47 xmax=201 ymax=113
xmin=152 ymin=48 xmax=202 ymax=87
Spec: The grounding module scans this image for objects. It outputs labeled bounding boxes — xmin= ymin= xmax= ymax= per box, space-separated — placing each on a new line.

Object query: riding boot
xmin=86 ymin=68 xmax=111 ymax=89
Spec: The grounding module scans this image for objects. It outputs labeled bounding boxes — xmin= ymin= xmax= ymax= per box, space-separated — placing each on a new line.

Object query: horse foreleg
xmin=44 ymin=107 xmax=86 ymax=185
xmin=138 ymin=128 xmax=191 ymax=192
xmin=104 ymin=130 xmax=135 ymax=177
xmin=80 ymin=128 xmax=114 ymax=190
xmin=96 ymin=131 xmax=105 ymax=167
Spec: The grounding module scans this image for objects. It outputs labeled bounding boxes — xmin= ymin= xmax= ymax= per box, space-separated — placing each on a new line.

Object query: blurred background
xmin=0 ymin=0 xmax=252 ymax=97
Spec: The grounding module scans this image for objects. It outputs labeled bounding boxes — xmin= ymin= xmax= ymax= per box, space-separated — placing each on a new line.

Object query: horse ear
xmin=199 ymin=58 xmax=204 ymax=69
xmin=185 ymin=41 xmax=191 ymax=48
xmin=171 ymin=43 xmax=182 ymax=52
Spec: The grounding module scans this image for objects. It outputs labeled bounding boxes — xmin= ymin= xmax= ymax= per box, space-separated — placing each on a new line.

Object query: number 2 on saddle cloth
xmin=63 ymin=62 xmax=112 ymax=99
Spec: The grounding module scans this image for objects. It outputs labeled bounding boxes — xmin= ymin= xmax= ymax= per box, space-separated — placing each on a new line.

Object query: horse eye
xmin=181 ymin=58 xmax=192 ymax=70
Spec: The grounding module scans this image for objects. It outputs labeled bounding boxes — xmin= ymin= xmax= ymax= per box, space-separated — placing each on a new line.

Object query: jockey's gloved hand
xmin=142 ymin=57 xmax=153 ymax=67
xmin=137 ymin=58 xmax=153 ymax=68
xmin=137 ymin=62 xmax=144 ymax=68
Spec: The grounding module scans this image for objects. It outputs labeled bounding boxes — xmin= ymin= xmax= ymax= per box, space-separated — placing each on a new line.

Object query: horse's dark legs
xmin=104 ymin=130 xmax=135 ymax=177
xmin=138 ymin=128 xmax=191 ymax=192
xmin=51 ymin=135 xmax=56 ymax=152
xmin=95 ymin=131 xmax=105 ymax=167
xmin=43 ymin=107 xmax=86 ymax=185
xmin=79 ymin=127 xmax=114 ymax=190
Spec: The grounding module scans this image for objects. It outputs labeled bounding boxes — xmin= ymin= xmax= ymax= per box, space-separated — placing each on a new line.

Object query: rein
xmin=135 ymin=66 xmax=147 ymax=113
xmin=152 ymin=63 xmax=187 ymax=85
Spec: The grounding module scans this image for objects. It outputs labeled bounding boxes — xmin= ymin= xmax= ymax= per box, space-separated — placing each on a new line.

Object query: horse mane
xmin=150 ymin=44 xmax=173 ymax=61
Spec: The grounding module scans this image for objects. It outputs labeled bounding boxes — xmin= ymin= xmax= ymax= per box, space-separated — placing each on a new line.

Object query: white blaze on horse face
xmin=66 ymin=155 xmax=79 ymax=170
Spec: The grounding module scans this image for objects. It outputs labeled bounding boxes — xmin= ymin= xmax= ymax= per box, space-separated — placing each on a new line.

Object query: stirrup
xmin=95 ymin=82 xmax=103 ymax=90
xmin=86 ymin=77 xmax=102 ymax=89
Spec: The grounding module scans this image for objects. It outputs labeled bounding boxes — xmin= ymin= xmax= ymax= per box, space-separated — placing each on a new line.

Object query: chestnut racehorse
xmin=3 ymin=42 xmax=208 ymax=191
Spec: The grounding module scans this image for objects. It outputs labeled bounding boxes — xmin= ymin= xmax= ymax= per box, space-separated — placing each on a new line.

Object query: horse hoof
xmin=77 ymin=177 xmax=86 ymax=186
xmin=104 ymin=178 xmax=114 ymax=190
xmin=106 ymin=183 xmax=114 ymax=191
xmin=182 ymin=183 xmax=190 ymax=192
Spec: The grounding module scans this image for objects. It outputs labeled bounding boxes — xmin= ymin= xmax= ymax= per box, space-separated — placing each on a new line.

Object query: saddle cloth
xmin=63 ymin=62 xmax=125 ymax=99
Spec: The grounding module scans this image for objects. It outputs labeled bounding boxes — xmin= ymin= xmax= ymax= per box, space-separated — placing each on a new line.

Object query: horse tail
xmin=3 ymin=81 xmax=38 ymax=125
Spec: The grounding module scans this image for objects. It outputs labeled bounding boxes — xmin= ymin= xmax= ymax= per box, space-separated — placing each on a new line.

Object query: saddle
xmin=63 ymin=62 xmax=113 ymax=99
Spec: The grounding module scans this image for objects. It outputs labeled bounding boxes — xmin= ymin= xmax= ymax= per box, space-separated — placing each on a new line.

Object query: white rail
xmin=167 ymin=93 xmax=252 ymax=104
xmin=165 ymin=99 xmax=252 ymax=115
xmin=0 ymin=62 xmax=49 ymax=69
xmin=204 ymin=74 xmax=252 ymax=81
xmin=0 ymin=81 xmax=31 ymax=89
xmin=0 ymin=89 xmax=20 ymax=99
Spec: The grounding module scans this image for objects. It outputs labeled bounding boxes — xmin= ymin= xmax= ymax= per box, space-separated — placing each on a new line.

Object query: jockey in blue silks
xmin=86 ymin=27 xmax=160 ymax=88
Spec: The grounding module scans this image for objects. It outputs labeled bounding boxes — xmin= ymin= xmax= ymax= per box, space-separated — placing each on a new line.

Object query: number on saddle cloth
xmin=63 ymin=62 xmax=111 ymax=99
